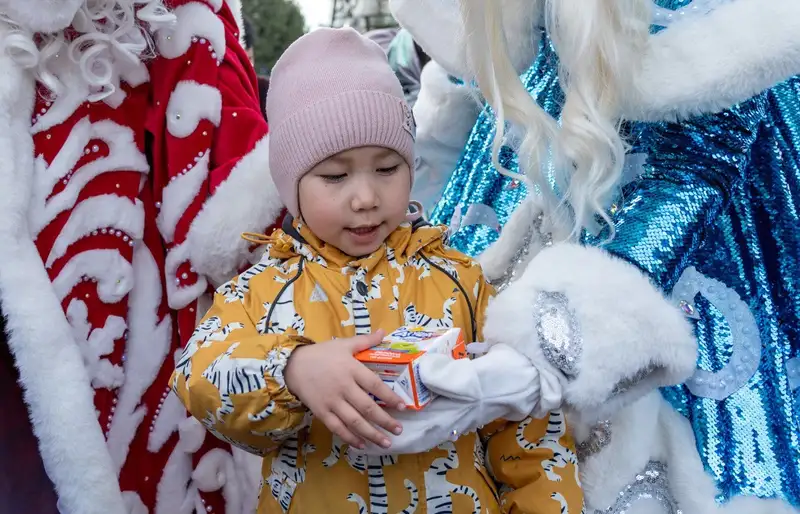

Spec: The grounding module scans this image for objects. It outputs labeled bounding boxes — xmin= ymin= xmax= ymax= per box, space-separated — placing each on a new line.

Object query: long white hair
xmin=460 ymin=0 xmax=651 ymax=239
xmin=1 ymin=0 xmax=174 ymax=101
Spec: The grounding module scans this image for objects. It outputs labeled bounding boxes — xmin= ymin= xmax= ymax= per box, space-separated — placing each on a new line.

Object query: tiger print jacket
xmin=171 ymin=218 xmax=584 ymax=514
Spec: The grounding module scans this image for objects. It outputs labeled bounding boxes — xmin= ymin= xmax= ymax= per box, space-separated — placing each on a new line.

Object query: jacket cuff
xmin=483 ymin=242 xmax=697 ymax=424
xmin=272 ymin=336 xmax=314 ymax=408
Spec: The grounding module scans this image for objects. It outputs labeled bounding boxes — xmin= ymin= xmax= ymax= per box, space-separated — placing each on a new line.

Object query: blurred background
xmin=244 ymin=0 xmax=398 ymax=74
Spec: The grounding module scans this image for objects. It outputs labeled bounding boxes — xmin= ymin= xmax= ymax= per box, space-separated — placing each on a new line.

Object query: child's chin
xmin=343 ymin=241 xmax=383 ymax=258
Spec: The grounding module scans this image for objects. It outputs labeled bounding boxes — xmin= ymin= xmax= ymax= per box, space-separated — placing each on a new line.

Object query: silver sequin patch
xmin=489 ymin=216 xmax=537 ymax=293
xmin=577 ymin=420 xmax=613 ymax=460
xmin=535 ymin=291 xmax=582 ymax=377
xmin=596 ymin=461 xmax=682 ymax=514
xmin=611 ymin=364 xmax=660 ymax=396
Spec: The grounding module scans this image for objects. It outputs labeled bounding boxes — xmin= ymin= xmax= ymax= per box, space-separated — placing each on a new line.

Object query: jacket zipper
xmin=264 ymin=257 xmax=305 ymax=330
xmin=421 ymin=254 xmax=477 ymax=342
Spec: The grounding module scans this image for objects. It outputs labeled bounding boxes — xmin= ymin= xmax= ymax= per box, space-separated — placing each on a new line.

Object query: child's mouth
xmin=347 ymin=225 xmax=380 ymax=239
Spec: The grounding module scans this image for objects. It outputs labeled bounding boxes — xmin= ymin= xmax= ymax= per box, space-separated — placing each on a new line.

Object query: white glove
xmin=484 ymin=242 xmax=698 ymax=426
xmin=359 ymin=344 xmax=561 ymax=456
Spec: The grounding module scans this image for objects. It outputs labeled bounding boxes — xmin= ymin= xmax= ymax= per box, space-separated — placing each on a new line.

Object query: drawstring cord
xmin=241 ymin=232 xmax=273 ymax=245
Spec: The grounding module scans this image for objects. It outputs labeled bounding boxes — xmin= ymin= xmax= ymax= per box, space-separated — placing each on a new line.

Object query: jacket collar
xmin=272 ymin=215 xmax=447 ymax=271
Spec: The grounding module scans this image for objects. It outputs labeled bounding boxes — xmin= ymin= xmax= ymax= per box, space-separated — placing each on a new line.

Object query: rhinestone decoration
xmin=672 ymin=266 xmax=762 ymax=401
xmin=487 ymin=219 xmax=535 ymax=293
xmin=535 ymin=291 xmax=582 ymax=377
xmin=577 ymin=420 xmax=612 ymax=460
xmin=596 ymin=461 xmax=682 ymax=514
xmin=421 ymin=22 xmax=800 ymax=505
xmin=612 ymin=364 xmax=659 ymax=396
xmin=488 ymin=212 xmax=552 ymax=293
xmin=678 ymin=300 xmax=695 ymax=317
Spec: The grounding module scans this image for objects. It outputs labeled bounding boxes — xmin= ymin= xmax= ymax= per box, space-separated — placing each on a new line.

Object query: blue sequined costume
xmin=430 ymin=7 xmax=800 ymax=509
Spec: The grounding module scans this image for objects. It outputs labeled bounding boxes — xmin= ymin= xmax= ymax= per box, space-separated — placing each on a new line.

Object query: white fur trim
xmin=156 ymin=2 xmax=226 ymax=60
xmin=32 ymin=116 xmax=93 ymax=213
xmin=46 ymin=194 xmax=145 ymax=267
xmin=165 ymin=240 xmax=209 ymax=309
xmin=577 ymin=393 xmax=667 ymax=510
xmin=166 ymin=81 xmax=222 ymax=139
xmin=0 ymin=0 xmax=83 ymax=32
xmin=148 ymin=391 xmax=187 ymax=453
xmin=412 ymin=61 xmax=483 ymax=210
xmin=157 ymin=150 xmax=211 ymax=244
xmin=154 ymin=417 xmax=207 ymax=514
xmin=477 ymin=196 xmax=542 ymax=280
xmin=52 ymin=249 xmax=134 ymax=303
xmin=580 ymin=393 xmax=799 ymax=513
xmin=29 ymin=118 xmax=149 ymax=237
xmin=231 ymin=447 xmax=263 ymax=514
xmin=0 ymin=38 xmax=126 ymax=514
xmin=627 ymin=0 xmax=800 ymax=121
xmin=224 ymin=0 xmax=245 ymax=44
xmin=658 ymin=404 xmax=798 ymax=514
xmin=31 ymin=55 xmax=91 ymax=133
xmin=484 ymin=242 xmax=697 ymax=425
xmin=193 ymin=449 xmax=244 ymax=514
xmin=155 ymin=436 xmax=195 ymax=514
xmin=185 ymin=135 xmax=283 ymax=287
xmin=122 ymin=492 xmax=148 ymax=514
xmin=106 ymin=243 xmax=173 ymax=472
xmin=66 ymin=299 xmax=127 ymax=390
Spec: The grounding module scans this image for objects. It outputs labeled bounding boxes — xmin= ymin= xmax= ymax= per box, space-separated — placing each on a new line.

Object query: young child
xmin=171 ymin=28 xmax=583 ymax=514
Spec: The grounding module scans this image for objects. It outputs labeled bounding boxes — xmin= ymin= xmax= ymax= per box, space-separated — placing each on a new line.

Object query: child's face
xmin=298 ymin=147 xmax=411 ymax=257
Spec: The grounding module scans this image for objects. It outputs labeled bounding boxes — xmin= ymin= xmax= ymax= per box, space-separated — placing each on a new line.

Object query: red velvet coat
xmin=0 ymin=1 xmax=284 ymax=512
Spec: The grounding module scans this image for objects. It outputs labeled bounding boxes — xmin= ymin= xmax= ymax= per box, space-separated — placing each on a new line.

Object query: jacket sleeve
xmin=481 ymin=96 xmax=768 ymax=424
xmin=170 ymin=269 xmax=311 ymax=456
xmin=412 ymin=61 xmax=482 ymax=213
xmin=482 ymin=412 xmax=583 ymax=514
xmin=147 ymin=0 xmax=283 ymax=324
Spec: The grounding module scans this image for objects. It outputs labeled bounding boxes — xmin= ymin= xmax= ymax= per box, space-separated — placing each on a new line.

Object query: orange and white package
xmin=355 ymin=326 xmax=467 ymax=410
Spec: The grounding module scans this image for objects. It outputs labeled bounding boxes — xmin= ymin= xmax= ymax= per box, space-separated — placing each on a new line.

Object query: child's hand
xmin=284 ymin=330 xmax=405 ymax=450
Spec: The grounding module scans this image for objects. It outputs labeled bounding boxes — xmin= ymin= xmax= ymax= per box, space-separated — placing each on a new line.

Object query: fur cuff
xmin=483 ymin=242 xmax=697 ymax=424
xmin=628 ymin=0 xmax=800 ymax=121
xmin=186 ymin=135 xmax=283 ymax=287
xmin=412 ymin=62 xmax=482 ymax=210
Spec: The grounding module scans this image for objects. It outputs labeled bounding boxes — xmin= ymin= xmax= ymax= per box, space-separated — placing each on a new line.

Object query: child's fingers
xmin=345 ymin=387 xmax=402 ymax=436
xmin=333 ymin=400 xmax=391 ymax=449
xmin=348 ymin=330 xmax=385 ymax=353
xmin=354 ymin=365 xmax=406 ymax=411
xmin=320 ymin=411 xmax=365 ymax=450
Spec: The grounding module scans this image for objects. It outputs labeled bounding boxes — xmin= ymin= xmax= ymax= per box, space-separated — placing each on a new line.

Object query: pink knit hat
xmin=267 ymin=27 xmax=416 ymax=217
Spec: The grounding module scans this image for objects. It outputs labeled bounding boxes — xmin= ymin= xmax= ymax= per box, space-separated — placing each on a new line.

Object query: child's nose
xmin=351 ymin=184 xmax=379 ymax=211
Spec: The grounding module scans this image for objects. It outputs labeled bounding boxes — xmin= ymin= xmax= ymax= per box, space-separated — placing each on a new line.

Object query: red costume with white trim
xmin=0 ymin=0 xmax=283 ymax=512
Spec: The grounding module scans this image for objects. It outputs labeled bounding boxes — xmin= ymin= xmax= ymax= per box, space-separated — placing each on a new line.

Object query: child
xmin=171 ymin=28 xmax=583 ymax=514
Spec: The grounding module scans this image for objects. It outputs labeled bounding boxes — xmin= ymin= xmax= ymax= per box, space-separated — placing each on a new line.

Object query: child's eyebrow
xmin=328 ymin=148 xmax=396 ymax=165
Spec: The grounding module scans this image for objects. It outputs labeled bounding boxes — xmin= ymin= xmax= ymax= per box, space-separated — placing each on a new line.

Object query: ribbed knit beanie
xmin=267 ymin=27 xmax=416 ymax=217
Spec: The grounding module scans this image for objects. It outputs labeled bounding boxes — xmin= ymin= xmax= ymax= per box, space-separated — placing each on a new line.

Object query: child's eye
xmin=321 ymin=174 xmax=346 ymax=182
xmin=376 ymin=165 xmax=399 ymax=174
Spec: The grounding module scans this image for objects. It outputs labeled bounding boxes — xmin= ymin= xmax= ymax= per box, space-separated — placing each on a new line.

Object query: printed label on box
xmin=356 ymin=327 xmax=466 ymax=410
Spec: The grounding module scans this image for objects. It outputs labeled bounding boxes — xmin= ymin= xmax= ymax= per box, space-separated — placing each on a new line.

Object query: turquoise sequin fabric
xmin=431 ymin=2 xmax=800 ymax=506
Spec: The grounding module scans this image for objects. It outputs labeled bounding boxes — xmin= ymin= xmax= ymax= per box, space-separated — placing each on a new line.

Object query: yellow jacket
xmin=171 ymin=219 xmax=583 ymax=513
